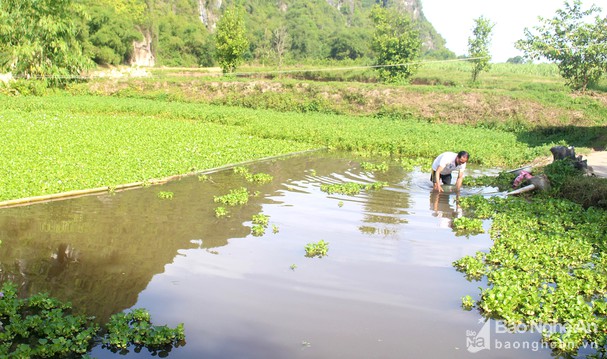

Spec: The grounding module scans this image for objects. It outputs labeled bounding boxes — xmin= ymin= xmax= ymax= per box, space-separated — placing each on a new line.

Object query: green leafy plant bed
xmin=453 ymin=195 xmax=607 ymax=354
xmin=214 ymin=187 xmax=250 ymax=206
xmin=463 ymin=171 xmax=517 ymax=191
xmin=304 ymin=240 xmax=329 ymax=258
xmin=233 ymin=166 xmax=274 ymax=184
xmin=320 ymin=181 xmax=387 ymax=195
xmin=452 ymin=217 xmax=484 ymax=236
xmin=0 ymin=94 xmax=556 ymax=202
xmin=0 ymin=282 xmax=185 ymax=357
xmin=360 ymin=161 xmax=389 ymax=172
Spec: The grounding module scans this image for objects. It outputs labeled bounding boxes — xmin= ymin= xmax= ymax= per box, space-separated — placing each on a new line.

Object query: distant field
xmin=83 ymin=61 xmax=607 ymax=131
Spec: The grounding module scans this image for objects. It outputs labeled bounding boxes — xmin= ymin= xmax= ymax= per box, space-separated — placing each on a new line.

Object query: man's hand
xmin=433 ymin=182 xmax=443 ymax=193
xmin=433 ymin=166 xmax=445 ymax=193
xmin=455 ymin=174 xmax=464 ymax=192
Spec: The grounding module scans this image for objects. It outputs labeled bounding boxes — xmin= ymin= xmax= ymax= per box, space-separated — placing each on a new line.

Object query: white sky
xmin=421 ymin=0 xmax=607 ymax=63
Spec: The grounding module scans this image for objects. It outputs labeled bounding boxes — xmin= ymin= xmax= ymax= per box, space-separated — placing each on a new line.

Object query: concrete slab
xmin=586 ymin=151 xmax=607 ymax=178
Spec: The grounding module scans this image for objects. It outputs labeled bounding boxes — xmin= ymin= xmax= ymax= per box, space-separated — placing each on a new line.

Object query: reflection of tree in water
xmin=0 ymin=166 xmax=267 ymax=323
xmin=0 ymin=151 xmax=380 ymax=323
xmin=358 ymin=162 xmax=411 ymax=237
xmin=359 ymin=225 xmax=398 ymax=237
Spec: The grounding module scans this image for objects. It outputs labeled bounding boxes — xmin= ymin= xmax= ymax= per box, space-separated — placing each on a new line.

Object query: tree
xmin=370 ymin=5 xmax=421 ymax=83
xmin=214 ymin=5 xmax=249 ymax=73
xmin=85 ymin=5 xmax=142 ymax=65
xmin=0 ymin=0 xmax=93 ymax=86
xmin=271 ymin=26 xmax=290 ymax=68
xmin=467 ymin=16 xmax=494 ymax=82
xmin=515 ymin=0 xmax=607 ymax=91
xmin=328 ymin=29 xmax=370 ymax=61
xmin=506 ymin=56 xmax=527 ymax=64
xmin=156 ymin=13 xmax=213 ymax=67
xmin=285 ymin=3 xmax=328 ymax=60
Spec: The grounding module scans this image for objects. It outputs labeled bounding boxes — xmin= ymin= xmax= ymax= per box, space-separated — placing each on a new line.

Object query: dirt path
xmin=586 ymin=151 xmax=607 ymax=178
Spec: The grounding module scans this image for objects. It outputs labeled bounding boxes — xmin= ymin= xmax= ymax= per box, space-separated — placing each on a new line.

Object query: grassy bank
xmin=78 ymin=62 xmax=607 ymax=150
xmin=1 ymin=62 xmax=605 ymax=202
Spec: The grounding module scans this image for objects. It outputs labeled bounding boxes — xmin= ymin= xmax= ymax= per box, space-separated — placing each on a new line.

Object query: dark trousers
xmin=431 ymin=171 xmax=452 ymax=185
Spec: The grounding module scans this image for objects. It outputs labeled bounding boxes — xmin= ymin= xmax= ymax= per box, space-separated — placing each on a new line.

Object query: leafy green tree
xmin=85 ymin=5 xmax=142 ymax=65
xmin=285 ymin=3 xmax=331 ymax=60
xmin=328 ymin=29 xmax=371 ymax=61
xmin=515 ymin=0 xmax=607 ymax=91
xmin=467 ymin=16 xmax=494 ymax=82
xmin=95 ymin=0 xmax=146 ymax=23
xmin=370 ymin=5 xmax=421 ymax=83
xmin=214 ymin=5 xmax=249 ymax=73
xmin=157 ymin=14 xmax=213 ymax=67
xmin=506 ymin=56 xmax=527 ymax=64
xmin=0 ymin=0 xmax=93 ymax=86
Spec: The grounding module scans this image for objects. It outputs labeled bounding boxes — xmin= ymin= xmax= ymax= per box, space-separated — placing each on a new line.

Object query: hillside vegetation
xmin=69 ymin=0 xmax=452 ymax=68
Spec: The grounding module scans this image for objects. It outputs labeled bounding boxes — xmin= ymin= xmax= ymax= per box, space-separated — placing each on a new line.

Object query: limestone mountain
xmin=80 ymin=0 xmax=452 ymax=67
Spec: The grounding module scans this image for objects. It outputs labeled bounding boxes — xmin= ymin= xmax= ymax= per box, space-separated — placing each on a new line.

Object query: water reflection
xmin=0 ymin=152 xmax=559 ymax=358
xmin=430 ymin=191 xmax=461 ymax=229
xmin=0 ymin=152 xmax=406 ymax=323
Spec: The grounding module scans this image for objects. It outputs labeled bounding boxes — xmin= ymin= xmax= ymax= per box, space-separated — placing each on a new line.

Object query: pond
xmin=0 ymin=151 xmax=568 ymax=358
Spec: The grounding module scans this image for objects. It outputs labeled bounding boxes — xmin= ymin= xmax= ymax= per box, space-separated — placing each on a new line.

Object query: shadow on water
xmin=0 ymin=151 xmax=573 ymax=358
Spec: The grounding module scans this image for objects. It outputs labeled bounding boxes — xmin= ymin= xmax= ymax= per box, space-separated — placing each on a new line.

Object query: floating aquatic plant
xmin=233 ymin=166 xmax=273 ymax=184
xmin=252 ymin=214 xmax=269 ymax=227
xmin=251 ymin=213 xmax=270 ymax=236
xmin=215 ymin=206 xmax=229 ymax=218
xmin=452 ymin=217 xmax=485 ymax=236
xmin=157 ymin=191 xmax=174 ymax=200
xmin=0 ymin=282 xmax=185 ymax=357
xmin=214 ymin=187 xmax=249 ymax=206
xmin=360 ymin=161 xmax=389 ymax=172
xmin=320 ymin=181 xmax=387 ymax=195
xmin=304 ymin=240 xmax=329 ymax=258
xmin=454 ymin=195 xmax=607 ymax=354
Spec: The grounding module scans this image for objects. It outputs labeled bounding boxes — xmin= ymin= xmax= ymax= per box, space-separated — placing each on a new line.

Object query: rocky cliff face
xmin=198 ymin=0 xmax=223 ymax=30
xmin=394 ymin=0 xmax=423 ymax=20
xmin=130 ymin=30 xmax=155 ymax=67
xmin=197 ymin=0 xmax=425 ymax=29
xmin=325 ymin=0 xmax=355 ymax=14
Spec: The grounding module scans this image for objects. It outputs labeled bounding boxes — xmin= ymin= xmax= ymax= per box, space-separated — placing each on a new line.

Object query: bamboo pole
xmin=506 ymin=184 xmax=536 ymax=196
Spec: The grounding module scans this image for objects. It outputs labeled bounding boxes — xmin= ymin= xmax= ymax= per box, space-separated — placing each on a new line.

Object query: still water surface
xmin=0 ymin=152 xmax=564 ymax=358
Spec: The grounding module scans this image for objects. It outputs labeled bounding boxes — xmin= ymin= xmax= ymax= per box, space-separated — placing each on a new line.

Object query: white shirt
xmin=432 ymin=152 xmax=466 ymax=175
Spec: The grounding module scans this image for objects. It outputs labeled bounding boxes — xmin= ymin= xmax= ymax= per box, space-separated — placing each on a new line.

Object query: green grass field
xmin=1 ymin=62 xmax=605 ymax=202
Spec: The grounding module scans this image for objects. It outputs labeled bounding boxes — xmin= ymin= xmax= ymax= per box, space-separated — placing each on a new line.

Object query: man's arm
xmin=433 ymin=166 xmax=444 ymax=193
xmin=455 ymin=170 xmax=465 ymax=191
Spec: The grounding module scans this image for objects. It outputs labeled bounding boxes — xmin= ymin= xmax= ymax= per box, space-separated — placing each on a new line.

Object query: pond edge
xmin=0 ymin=148 xmax=324 ymax=209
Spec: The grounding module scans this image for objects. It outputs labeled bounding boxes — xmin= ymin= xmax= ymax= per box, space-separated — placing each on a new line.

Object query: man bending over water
xmin=431 ymin=151 xmax=469 ymax=193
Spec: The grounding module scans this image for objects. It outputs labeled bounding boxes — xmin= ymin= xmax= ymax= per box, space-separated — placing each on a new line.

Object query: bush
xmin=0 ymin=282 xmax=185 ymax=357
xmin=542 ymin=159 xmax=585 ymax=192
xmin=560 ymin=176 xmax=607 ymax=209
